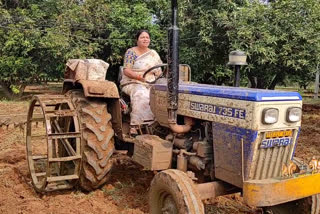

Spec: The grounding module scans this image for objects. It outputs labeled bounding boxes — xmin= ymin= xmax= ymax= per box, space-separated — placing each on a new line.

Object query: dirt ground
xmin=0 ymin=98 xmax=319 ymax=214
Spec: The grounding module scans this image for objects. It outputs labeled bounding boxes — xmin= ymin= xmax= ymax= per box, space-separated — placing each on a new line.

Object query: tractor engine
xmin=150 ymin=83 xmax=302 ymax=187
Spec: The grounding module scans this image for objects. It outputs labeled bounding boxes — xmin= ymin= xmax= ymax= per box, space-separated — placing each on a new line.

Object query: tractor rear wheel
xmin=68 ymin=90 xmax=115 ymax=191
xmin=149 ymin=169 xmax=204 ymax=214
xmin=263 ymin=194 xmax=320 ymax=214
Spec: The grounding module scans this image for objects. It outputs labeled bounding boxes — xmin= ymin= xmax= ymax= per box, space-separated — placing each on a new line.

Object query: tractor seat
xmin=118 ymin=66 xmax=131 ymax=114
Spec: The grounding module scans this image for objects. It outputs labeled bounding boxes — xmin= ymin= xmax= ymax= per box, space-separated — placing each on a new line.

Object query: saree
xmin=121 ymin=49 xmax=162 ymax=86
xmin=121 ymin=49 xmax=162 ymax=126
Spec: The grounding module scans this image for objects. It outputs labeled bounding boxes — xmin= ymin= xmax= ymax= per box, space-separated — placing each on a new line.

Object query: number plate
xmin=260 ymin=137 xmax=293 ymax=149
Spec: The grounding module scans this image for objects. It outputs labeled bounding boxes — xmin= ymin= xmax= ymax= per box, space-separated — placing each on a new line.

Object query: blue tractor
xmin=26 ymin=0 xmax=320 ymax=213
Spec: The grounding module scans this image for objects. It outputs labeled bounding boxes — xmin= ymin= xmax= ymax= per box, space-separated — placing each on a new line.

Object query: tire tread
xmin=69 ymin=90 xmax=114 ymax=191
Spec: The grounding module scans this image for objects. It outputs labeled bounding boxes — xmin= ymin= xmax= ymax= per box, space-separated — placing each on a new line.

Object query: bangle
xmin=137 ymin=74 xmax=142 ymax=81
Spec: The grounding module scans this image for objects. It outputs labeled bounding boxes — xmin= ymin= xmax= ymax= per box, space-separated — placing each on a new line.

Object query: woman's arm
xmin=123 ymin=48 xmax=145 ymax=82
xmin=123 ymin=68 xmax=145 ymax=82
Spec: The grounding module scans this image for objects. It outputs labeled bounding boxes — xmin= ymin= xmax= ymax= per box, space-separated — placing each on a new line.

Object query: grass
xmin=303 ymin=97 xmax=320 ymax=105
xmin=275 ymin=85 xmax=320 ymax=105
xmin=0 ymin=82 xmax=63 ymax=102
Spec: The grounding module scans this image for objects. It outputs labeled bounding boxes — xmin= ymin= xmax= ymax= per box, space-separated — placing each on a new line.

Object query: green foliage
xmin=215 ymin=0 xmax=320 ymax=88
xmin=0 ymin=0 xmax=166 ymax=98
xmin=0 ymin=0 xmax=319 ymax=99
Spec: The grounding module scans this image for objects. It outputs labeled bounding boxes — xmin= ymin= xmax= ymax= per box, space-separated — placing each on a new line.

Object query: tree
xmin=314 ymin=64 xmax=319 ymax=99
xmin=0 ymin=0 xmax=165 ymax=98
xmin=215 ymin=0 xmax=320 ymax=89
xmin=0 ymin=2 xmax=45 ymax=98
xmin=1 ymin=0 xmax=319 ymax=97
xmin=146 ymin=0 xmax=248 ymax=85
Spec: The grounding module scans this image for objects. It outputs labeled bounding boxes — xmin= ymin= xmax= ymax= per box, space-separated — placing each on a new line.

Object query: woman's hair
xmin=135 ymin=29 xmax=150 ymax=40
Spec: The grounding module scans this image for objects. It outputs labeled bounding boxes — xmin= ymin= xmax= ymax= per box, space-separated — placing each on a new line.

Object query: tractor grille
xmin=250 ymin=129 xmax=297 ymax=180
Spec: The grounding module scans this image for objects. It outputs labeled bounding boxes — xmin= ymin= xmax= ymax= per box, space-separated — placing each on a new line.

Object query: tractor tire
xmin=149 ymin=169 xmax=204 ymax=214
xmin=263 ymin=194 xmax=320 ymax=214
xmin=69 ymin=90 xmax=115 ymax=191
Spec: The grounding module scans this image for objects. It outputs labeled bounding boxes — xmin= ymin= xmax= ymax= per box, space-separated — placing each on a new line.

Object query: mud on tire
xmin=149 ymin=169 xmax=204 ymax=214
xmin=69 ymin=90 xmax=115 ymax=191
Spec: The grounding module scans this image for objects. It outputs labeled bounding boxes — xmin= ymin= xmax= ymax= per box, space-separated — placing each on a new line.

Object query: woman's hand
xmin=123 ymin=68 xmax=145 ymax=82
xmin=135 ymin=73 xmax=145 ymax=82
xmin=152 ymin=68 xmax=162 ymax=78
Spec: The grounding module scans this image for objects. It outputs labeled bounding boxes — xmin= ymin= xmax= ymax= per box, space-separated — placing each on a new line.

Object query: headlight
xmin=262 ymin=108 xmax=279 ymax=124
xmin=287 ymin=107 xmax=302 ymax=122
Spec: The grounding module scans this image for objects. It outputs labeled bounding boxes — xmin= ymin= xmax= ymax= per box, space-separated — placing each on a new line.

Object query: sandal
xmin=130 ymin=127 xmax=138 ymax=136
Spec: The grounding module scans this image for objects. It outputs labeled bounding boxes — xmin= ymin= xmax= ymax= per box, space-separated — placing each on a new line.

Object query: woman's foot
xmin=130 ymin=127 xmax=138 ymax=136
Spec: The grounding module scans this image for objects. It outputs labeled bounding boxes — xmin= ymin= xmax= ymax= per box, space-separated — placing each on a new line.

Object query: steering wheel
xmin=143 ymin=64 xmax=168 ymax=84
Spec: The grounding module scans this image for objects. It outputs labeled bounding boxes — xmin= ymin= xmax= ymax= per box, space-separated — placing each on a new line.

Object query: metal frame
xmin=26 ymin=95 xmax=81 ymax=192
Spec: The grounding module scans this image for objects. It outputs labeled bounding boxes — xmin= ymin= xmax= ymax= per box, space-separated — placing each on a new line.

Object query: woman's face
xmin=137 ymin=32 xmax=150 ymax=48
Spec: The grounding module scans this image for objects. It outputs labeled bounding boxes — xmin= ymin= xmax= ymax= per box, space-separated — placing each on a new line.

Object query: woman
xmin=120 ymin=30 xmax=162 ymax=134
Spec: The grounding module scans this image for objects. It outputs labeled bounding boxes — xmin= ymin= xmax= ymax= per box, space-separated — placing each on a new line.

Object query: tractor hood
xmin=153 ymin=83 xmax=302 ymax=102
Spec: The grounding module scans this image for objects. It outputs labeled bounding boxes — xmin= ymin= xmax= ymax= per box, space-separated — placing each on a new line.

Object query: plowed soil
xmin=0 ymin=100 xmax=319 ymax=214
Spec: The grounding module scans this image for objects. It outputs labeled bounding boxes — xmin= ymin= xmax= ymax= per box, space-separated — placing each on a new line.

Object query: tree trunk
xmin=248 ymin=75 xmax=257 ymax=88
xmin=303 ymin=85 xmax=307 ymax=90
xmin=314 ymin=64 xmax=319 ymax=99
xmin=0 ymin=81 xmax=25 ymax=100
xmin=268 ymin=72 xmax=286 ymax=90
xmin=257 ymin=78 xmax=267 ymax=89
xmin=0 ymin=81 xmax=15 ymax=99
xmin=18 ymin=84 xmax=26 ymax=97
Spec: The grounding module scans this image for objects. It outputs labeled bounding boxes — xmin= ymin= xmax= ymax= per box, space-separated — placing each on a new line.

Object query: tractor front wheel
xmin=149 ymin=169 xmax=204 ymax=214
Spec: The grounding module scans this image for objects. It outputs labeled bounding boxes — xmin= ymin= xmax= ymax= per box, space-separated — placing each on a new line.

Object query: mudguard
xmin=62 ymin=79 xmax=123 ymax=139
xmin=77 ymin=79 xmax=119 ymax=98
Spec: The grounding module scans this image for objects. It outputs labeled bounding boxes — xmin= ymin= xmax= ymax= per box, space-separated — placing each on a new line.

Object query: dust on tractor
xmin=25 ymin=1 xmax=320 ymax=213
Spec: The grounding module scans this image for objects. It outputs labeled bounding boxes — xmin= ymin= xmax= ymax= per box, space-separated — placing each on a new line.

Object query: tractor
xmin=25 ymin=0 xmax=320 ymax=213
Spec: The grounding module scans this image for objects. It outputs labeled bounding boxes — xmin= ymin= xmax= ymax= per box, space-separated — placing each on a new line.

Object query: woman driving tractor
xmin=120 ymin=30 xmax=163 ymax=135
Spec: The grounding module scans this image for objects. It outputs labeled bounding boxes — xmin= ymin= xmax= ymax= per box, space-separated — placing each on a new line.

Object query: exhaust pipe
xmin=169 ymin=116 xmax=193 ymax=134
xmin=167 ymin=0 xmax=193 ymax=134
xmin=167 ymin=0 xmax=179 ymax=125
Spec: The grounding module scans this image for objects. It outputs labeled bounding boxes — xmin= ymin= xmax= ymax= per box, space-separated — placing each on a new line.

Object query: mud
xmin=294 ymin=104 xmax=320 ymax=162
xmin=0 ymin=101 xmax=319 ymax=214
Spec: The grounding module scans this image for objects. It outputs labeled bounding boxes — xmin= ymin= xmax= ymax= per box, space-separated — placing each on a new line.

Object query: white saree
xmin=121 ymin=49 xmax=162 ymax=126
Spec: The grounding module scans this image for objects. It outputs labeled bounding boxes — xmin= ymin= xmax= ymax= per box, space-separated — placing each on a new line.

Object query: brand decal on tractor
xmin=260 ymin=137 xmax=292 ymax=149
xmin=190 ymin=101 xmax=246 ymax=119
xmin=265 ymin=130 xmax=292 ymax=139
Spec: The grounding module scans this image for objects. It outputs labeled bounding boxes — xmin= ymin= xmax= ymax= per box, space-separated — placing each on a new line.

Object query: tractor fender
xmin=62 ymin=79 xmax=122 ymax=139
xmin=76 ymin=79 xmax=119 ymax=98
xmin=77 ymin=80 xmax=122 ymax=137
